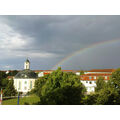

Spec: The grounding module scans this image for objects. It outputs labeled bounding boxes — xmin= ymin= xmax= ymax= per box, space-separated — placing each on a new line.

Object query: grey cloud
xmin=0 ymin=16 xmax=120 ymax=70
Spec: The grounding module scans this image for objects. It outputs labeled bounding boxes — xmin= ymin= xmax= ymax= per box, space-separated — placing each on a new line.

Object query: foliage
xmin=30 ymin=75 xmax=48 ymax=96
xmin=7 ymin=70 xmax=18 ymax=76
xmin=83 ymin=93 xmax=99 ymax=105
xmin=95 ymin=83 xmax=119 ymax=105
xmin=110 ymin=68 xmax=120 ymax=92
xmin=0 ymin=71 xmax=7 ymax=79
xmin=1 ymin=78 xmax=9 ymax=88
xmin=95 ymin=76 xmax=106 ymax=92
xmin=33 ymin=67 xmax=86 ymax=105
xmin=94 ymin=68 xmax=120 ymax=105
xmin=0 ymin=71 xmax=7 ymax=88
xmin=39 ymin=86 xmax=85 ymax=105
xmin=3 ymin=79 xmax=17 ymax=97
xmin=80 ymin=70 xmax=84 ymax=75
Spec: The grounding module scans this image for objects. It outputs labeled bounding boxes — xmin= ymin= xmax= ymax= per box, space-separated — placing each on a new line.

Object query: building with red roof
xmin=80 ymin=69 xmax=115 ymax=93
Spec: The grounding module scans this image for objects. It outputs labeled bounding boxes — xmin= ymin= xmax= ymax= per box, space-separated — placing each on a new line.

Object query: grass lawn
xmin=2 ymin=94 xmax=40 ymax=105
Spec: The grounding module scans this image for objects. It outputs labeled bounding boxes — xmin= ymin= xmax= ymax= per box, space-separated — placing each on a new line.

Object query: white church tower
xmin=24 ymin=59 xmax=30 ymax=70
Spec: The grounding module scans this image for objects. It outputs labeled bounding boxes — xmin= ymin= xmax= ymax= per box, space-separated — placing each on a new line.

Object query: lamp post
xmin=0 ymin=88 xmax=2 ymax=105
xmin=17 ymin=92 xmax=19 ymax=105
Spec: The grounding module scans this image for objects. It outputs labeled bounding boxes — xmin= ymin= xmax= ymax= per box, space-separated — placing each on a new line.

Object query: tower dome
xmin=24 ymin=59 xmax=30 ymax=70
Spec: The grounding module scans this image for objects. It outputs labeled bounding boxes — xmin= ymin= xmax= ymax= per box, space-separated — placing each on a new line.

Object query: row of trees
xmin=0 ymin=71 xmax=17 ymax=97
xmin=32 ymin=67 xmax=120 ymax=105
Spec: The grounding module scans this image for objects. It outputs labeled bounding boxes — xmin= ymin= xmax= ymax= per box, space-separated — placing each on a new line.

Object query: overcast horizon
xmin=0 ymin=15 xmax=120 ymax=70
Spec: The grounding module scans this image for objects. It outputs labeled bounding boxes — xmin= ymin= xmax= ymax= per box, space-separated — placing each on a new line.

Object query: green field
xmin=2 ymin=94 xmax=40 ymax=105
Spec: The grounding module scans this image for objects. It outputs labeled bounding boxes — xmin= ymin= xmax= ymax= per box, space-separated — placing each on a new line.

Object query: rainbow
xmin=52 ymin=39 xmax=120 ymax=70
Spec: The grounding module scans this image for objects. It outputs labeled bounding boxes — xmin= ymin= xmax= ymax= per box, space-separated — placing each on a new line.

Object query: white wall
xmin=81 ymin=80 xmax=96 ymax=93
xmin=14 ymin=78 xmax=36 ymax=93
xmin=76 ymin=72 xmax=80 ymax=75
xmin=38 ymin=72 xmax=44 ymax=77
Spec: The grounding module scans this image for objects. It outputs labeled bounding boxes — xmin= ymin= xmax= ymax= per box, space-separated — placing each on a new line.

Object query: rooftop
xmin=14 ymin=69 xmax=38 ymax=79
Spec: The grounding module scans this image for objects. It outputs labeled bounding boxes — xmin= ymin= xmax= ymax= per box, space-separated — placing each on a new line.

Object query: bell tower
xmin=24 ymin=59 xmax=30 ymax=70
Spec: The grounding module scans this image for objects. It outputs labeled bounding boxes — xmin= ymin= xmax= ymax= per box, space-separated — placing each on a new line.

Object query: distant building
xmin=14 ymin=59 xmax=38 ymax=94
xmin=7 ymin=76 xmax=14 ymax=80
xmin=13 ymin=61 xmax=115 ymax=94
xmin=80 ymin=69 xmax=115 ymax=93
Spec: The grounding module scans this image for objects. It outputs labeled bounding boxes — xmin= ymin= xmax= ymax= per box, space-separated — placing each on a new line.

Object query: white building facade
xmin=14 ymin=59 xmax=38 ymax=93
xmin=81 ymin=80 xmax=96 ymax=93
xmin=80 ymin=69 xmax=113 ymax=93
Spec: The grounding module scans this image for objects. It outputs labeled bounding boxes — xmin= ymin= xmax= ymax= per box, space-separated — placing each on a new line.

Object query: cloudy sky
xmin=0 ymin=15 xmax=120 ymax=70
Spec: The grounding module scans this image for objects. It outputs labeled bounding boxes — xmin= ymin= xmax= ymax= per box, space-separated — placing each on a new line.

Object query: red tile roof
xmin=87 ymin=69 xmax=115 ymax=72
xmin=80 ymin=73 xmax=112 ymax=81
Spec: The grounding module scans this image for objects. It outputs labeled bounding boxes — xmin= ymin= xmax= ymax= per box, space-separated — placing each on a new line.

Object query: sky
xmin=0 ymin=15 xmax=120 ymax=70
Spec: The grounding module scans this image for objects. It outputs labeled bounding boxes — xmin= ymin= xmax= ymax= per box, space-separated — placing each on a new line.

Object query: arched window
xmin=18 ymin=81 xmax=21 ymax=90
xmin=30 ymin=81 xmax=32 ymax=89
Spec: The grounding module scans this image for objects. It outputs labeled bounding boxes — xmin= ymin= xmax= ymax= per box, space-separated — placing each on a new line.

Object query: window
xmin=94 ymin=81 xmax=96 ymax=83
xmin=89 ymin=76 xmax=92 ymax=80
xmin=86 ymin=81 xmax=88 ymax=83
xmin=89 ymin=81 xmax=92 ymax=84
xmin=30 ymin=81 xmax=32 ymax=89
xmin=94 ymin=76 xmax=96 ymax=79
xmin=18 ymin=81 xmax=21 ymax=90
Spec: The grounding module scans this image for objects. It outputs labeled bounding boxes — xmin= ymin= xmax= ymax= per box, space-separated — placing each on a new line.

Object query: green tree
xmin=83 ymin=93 xmax=98 ymax=105
xmin=3 ymin=79 xmax=17 ymax=97
xmin=33 ymin=67 xmax=86 ymax=105
xmin=0 ymin=71 xmax=7 ymax=89
xmin=39 ymin=86 xmax=85 ymax=105
xmin=95 ymin=81 xmax=119 ymax=105
xmin=95 ymin=68 xmax=120 ymax=105
xmin=1 ymin=78 xmax=9 ymax=88
xmin=110 ymin=68 xmax=120 ymax=92
xmin=80 ymin=70 xmax=84 ymax=75
xmin=95 ymin=76 xmax=106 ymax=92
xmin=7 ymin=70 xmax=18 ymax=76
xmin=31 ymin=75 xmax=47 ymax=96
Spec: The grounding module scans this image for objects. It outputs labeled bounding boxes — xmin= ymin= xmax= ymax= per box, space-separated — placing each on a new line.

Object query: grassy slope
xmin=2 ymin=94 xmax=40 ymax=105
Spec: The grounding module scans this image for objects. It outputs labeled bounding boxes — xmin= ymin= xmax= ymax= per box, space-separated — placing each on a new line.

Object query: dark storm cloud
xmin=0 ymin=15 xmax=120 ymax=70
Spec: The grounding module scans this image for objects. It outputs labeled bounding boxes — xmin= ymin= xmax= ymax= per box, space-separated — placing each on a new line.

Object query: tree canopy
xmin=3 ymin=79 xmax=17 ymax=97
xmin=33 ymin=67 xmax=86 ymax=105
xmin=93 ymin=68 xmax=120 ymax=105
xmin=95 ymin=76 xmax=106 ymax=92
xmin=0 ymin=71 xmax=8 ymax=89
